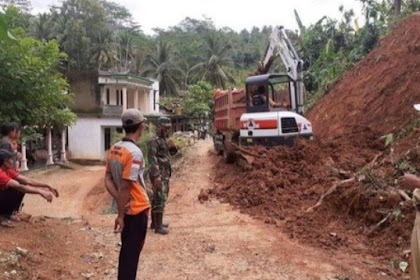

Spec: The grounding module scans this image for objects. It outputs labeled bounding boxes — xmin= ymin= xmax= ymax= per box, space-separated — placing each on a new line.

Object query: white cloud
xmin=30 ymin=0 xmax=364 ymax=35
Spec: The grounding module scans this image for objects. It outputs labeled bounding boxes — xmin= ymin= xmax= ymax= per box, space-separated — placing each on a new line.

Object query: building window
xmin=106 ymin=88 xmax=110 ymax=105
xmin=104 ymin=128 xmax=111 ymax=151
xmin=120 ymin=91 xmax=123 ymax=107
xmin=116 ymin=90 xmax=120 ymax=105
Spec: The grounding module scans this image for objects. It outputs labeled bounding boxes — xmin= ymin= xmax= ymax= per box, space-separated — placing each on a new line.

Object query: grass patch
xmin=397 ymin=118 xmax=420 ymax=140
xmin=306 ymin=90 xmax=325 ymax=111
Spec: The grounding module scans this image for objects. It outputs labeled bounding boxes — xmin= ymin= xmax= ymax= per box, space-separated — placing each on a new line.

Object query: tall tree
xmin=90 ymin=29 xmax=118 ymax=70
xmin=29 ymin=13 xmax=53 ymax=41
xmin=3 ymin=5 xmax=29 ymax=30
xmin=51 ymin=0 xmax=111 ymax=70
xmin=191 ymin=32 xmax=235 ymax=89
xmin=0 ymin=0 xmax=30 ymax=13
xmin=142 ymin=41 xmax=183 ymax=96
xmin=394 ymin=0 xmax=403 ymax=13
xmin=61 ymin=18 xmax=92 ymax=70
xmin=0 ymin=13 xmax=76 ymax=127
xmin=101 ymin=0 xmax=140 ymax=32
xmin=182 ymin=81 xmax=214 ymax=118
xmin=118 ymin=31 xmax=135 ymax=69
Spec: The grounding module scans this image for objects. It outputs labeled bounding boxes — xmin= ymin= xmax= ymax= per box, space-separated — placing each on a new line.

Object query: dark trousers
xmin=0 ymin=188 xmax=24 ymax=216
xmin=118 ymin=209 xmax=148 ymax=280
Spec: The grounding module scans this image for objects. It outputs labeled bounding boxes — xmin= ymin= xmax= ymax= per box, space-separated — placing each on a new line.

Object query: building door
xmin=104 ymin=127 xmax=111 ymax=151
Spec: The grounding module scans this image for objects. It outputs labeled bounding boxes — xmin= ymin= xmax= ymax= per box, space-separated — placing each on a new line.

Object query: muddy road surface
xmin=2 ymin=141 xmax=383 ymax=279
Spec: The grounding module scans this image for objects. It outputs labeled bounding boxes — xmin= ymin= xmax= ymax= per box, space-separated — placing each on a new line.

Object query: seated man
xmin=252 ymin=86 xmax=285 ymax=108
xmin=0 ymin=149 xmax=58 ymax=227
xmin=251 ymin=86 xmax=267 ymax=106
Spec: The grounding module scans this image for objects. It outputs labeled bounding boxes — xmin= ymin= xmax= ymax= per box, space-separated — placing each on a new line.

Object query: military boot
xmin=150 ymin=211 xmax=156 ymax=229
xmin=162 ymin=216 xmax=169 ymax=228
xmin=154 ymin=212 xmax=169 ymax=235
xmin=151 ymin=212 xmax=168 ymax=229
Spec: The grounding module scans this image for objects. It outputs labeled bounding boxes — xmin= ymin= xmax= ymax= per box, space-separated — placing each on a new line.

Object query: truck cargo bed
xmin=214 ymin=89 xmax=246 ymax=132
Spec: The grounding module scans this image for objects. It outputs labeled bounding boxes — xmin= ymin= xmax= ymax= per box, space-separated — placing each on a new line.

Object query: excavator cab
xmin=246 ymin=74 xmax=298 ymax=114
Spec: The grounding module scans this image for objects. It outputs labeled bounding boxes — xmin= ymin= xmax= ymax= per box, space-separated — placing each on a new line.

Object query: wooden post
xmin=60 ymin=128 xmax=67 ymax=162
xmin=20 ymin=141 xmax=28 ymax=171
xmin=46 ymin=127 xmax=54 ymax=165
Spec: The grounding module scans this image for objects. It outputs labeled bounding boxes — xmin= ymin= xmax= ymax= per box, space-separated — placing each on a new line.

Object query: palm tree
xmin=30 ymin=13 xmax=53 ymax=42
xmin=118 ymin=31 xmax=135 ymax=69
xmin=91 ymin=30 xmax=118 ymax=70
xmin=142 ymin=41 xmax=183 ymax=96
xmin=190 ymin=32 xmax=235 ymax=89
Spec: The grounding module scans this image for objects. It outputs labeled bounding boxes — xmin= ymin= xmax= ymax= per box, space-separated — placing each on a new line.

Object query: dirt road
xmin=7 ymin=141 xmax=383 ymax=279
xmin=24 ymin=165 xmax=106 ymax=218
xmin=138 ymin=140 xmax=339 ymax=280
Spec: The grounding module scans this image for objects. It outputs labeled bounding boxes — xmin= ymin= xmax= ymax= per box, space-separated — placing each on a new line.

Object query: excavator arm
xmin=255 ymin=26 xmax=305 ymax=114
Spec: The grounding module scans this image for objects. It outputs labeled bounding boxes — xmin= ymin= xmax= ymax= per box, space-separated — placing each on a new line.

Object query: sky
xmin=30 ymin=0 xmax=364 ymax=35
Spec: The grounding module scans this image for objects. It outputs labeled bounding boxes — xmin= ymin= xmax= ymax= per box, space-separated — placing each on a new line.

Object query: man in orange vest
xmin=104 ymin=109 xmax=150 ymax=280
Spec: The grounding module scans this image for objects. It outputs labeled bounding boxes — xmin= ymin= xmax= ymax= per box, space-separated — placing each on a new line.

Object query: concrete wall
xmin=138 ymin=89 xmax=147 ymax=114
xmin=67 ymin=71 xmax=101 ymax=113
xmin=68 ymin=116 xmax=121 ymax=160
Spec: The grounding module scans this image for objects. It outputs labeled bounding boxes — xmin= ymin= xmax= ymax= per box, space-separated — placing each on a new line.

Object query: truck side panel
xmin=213 ymin=89 xmax=246 ymax=160
xmin=214 ymin=89 xmax=246 ymax=132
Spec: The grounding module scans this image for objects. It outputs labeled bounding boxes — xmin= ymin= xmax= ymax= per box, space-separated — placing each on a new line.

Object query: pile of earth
xmin=307 ymin=13 xmax=420 ymax=140
xmin=206 ymin=13 xmax=420 ymax=277
xmin=208 ymin=132 xmax=417 ymax=276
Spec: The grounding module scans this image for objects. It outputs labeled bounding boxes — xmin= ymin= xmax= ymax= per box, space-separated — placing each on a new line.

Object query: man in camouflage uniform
xmin=147 ymin=117 xmax=177 ymax=235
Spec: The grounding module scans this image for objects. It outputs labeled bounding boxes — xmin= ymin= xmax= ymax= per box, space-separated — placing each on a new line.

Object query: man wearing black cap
xmin=0 ymin=149 xmax=57 ymax=227
xmin=104 ymin=109 xmax=150 ymax=280
xmin=147 ymin=116 xmax=177 ymax=235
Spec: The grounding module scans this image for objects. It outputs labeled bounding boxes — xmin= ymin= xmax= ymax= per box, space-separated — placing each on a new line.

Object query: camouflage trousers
xmin=151 ymin=178 xmax=170 ymax=212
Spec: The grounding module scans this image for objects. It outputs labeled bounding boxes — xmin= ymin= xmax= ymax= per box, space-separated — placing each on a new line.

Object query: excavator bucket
xmin=230 ymin=143 xmax=257 ymax=166
xmin=236 ymin=152 xmax=255 ymax=167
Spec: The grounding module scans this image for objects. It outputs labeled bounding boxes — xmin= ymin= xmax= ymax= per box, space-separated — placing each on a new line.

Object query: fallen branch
xmin=326 ymin=166 xmax=352 ymax=179
xmin=306 ymin=152 xmax=389 ymax=213
xmin=397 ymin=189 xmax=412 ymax=202
xmin=231 ymin=143 xmax=259 ymax=157
xmin=306 ymin=177 xmax=356 ymax=213
xmin=366 ymin=212 xmax=392 ymax=236
xmin=367 ymin=153 xmax=382 ymax=169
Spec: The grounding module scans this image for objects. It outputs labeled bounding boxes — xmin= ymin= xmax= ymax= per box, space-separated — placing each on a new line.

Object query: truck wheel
xmin=223 ymin=142 xmax=236 ymax=164
xmin=213 ymin=136 xmax=223 ymax=156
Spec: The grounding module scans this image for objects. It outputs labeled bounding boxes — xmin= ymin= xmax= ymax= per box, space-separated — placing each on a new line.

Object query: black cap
xmin=0 ymin=149 xmax=14 ymax=161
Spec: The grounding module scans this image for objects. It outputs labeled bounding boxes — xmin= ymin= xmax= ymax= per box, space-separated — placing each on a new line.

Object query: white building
xmin=67 ymin=71 xmax=159 ymax=161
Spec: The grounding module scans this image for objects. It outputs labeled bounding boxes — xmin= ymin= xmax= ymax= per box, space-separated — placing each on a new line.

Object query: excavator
xmin=213 ymin=26 xmax=313 ymax=163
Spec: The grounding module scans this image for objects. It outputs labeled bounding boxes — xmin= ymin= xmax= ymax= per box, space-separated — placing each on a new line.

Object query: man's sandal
xmin=0 ymin=218 xmax=14 ymax=228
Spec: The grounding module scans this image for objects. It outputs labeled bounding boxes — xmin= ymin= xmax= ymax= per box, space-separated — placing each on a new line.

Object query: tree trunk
xmin=394 ymin=0 xmax=402 ymax=14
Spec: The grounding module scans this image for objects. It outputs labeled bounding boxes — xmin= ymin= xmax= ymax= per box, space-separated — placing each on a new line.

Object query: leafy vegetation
xmin=181 ymin=82 xmax=214 ymax=118
xmin=0 ymin=9 xmax=76 ymax=129
xmin=1 ymin=0 xmax=420 ymax=119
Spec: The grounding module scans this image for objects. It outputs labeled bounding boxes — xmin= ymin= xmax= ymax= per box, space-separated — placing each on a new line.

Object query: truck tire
xmin=223 ymin=141 xmax=236 ymax=164
xmin=213 ymin=134 xmax=224 ymax=156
